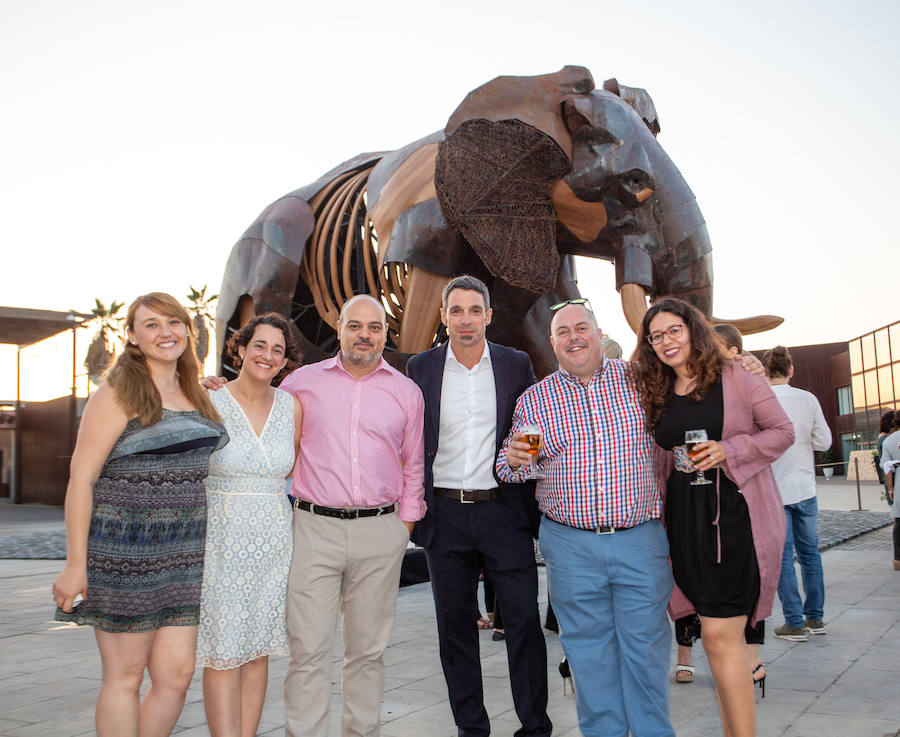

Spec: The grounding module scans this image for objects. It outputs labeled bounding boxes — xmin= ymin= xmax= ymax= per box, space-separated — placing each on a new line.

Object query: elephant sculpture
xmin=217 ymin=65 xmax=781 ymax=378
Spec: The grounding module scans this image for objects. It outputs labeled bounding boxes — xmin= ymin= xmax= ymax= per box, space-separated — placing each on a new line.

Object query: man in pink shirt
xmin=279 ymin=294 xmax=426 ymax=737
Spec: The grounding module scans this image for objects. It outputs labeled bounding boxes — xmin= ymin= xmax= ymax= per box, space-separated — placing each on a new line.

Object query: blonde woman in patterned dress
xmin=197 ymin=313 xmax=303 ymax=737
xmin=52 ymin=293 xmax=226 ymax=737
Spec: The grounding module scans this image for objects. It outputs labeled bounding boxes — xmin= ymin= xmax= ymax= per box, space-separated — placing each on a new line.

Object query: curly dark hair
xmin=761 ymin=345 xmax=792 ymax=379
xmin=630 ymin=298 xmax=729 ymax=432
xmin=881 ymin=410 xmax=898 ymax=434
xmin=225 ymin=312 xmax=302 ymax=384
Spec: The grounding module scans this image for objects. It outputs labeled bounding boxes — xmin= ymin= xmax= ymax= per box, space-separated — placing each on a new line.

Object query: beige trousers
xmin=284 ymin=508 xmax=410 ymax=737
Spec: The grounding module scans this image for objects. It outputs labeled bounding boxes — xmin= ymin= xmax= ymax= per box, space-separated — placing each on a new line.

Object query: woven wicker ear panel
xmin=435 ymin=118 xmax=570 ymax=295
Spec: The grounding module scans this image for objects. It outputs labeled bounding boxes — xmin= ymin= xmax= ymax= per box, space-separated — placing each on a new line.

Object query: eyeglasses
xmin=549 ymin=298 xmax=592 ymax=313
xmin=646 ymin=323 xmax=686 ymax=345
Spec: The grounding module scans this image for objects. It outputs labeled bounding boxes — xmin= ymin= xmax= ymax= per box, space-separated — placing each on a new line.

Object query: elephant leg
xmin=397 ymin=266 xmax=445 ymax=354
xmin=237 ymin=294 xmax=255 ymax=326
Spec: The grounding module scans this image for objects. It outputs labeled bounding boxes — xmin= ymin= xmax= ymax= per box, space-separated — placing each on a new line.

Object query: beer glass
xmin=685 ymin=429 xmax=713 ymax=486
xmin=522 ymin=421 xmax=543 ymax=479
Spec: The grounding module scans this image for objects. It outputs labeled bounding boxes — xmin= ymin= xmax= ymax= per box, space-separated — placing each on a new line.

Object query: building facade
xmin=750 ymin=319 xmax=899 ymax=475
xmin=847 ymin=320 xmax=900 ymax=449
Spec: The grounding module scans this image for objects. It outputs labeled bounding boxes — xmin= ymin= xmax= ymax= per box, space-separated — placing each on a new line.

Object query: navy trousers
xmin=425 ymin=495 xmax=551 ymax=737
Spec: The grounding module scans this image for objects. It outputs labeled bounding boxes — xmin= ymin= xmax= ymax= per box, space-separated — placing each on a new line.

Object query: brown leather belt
xmin=434 ymin=487 xmax=499 ymax=504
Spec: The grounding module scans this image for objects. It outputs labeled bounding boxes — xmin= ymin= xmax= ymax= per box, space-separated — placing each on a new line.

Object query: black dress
xmin=654 ymin=379 xmax=760 ymax=618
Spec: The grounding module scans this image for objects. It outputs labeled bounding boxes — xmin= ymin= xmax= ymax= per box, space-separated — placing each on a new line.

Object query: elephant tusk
xmin=621 ymin=283 xmax=648 ymax=334
xmin=710 ymin=315 xmax=784 ymax=335
xmin=635 ymin=187 xmax=653 ymax=203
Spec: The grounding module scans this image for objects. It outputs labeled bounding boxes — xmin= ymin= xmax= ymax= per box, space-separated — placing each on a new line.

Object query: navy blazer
xmin=407 ymin=341 xmax=539 ymax=548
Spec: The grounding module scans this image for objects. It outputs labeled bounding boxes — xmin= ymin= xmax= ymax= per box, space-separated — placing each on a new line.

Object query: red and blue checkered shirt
xmin=496 ymin=358 xmax=662 ymax=530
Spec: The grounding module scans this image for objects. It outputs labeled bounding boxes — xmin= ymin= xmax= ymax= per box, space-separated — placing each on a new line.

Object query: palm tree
xmin=186 ymin=284 xmax=218 ymax=364
xmin=84 ymin=298 xmax=124 ymax=384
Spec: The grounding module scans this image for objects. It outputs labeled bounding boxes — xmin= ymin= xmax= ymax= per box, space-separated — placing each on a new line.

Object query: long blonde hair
xmin=105 ymin=292 xmax=219 ymax=426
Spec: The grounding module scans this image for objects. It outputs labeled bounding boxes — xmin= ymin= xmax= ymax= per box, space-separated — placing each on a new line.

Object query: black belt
xmin=290 ymin=498 xmax=396 ymax=519
xmin=593 ymin=525 xmax=626 ymax=535
xmin=550 ymin=517 xmax=634 ymax=535
xmin=434 ymin=487 xmax=499 ymax=503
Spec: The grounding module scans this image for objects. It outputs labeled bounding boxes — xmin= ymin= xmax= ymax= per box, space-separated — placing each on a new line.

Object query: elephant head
xmin=434 ymin=66 xmax=781 ymax=334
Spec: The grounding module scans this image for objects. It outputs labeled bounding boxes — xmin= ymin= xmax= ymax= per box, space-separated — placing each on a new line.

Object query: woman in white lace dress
xmin=197 ymin=313 xmax=303 ymax=737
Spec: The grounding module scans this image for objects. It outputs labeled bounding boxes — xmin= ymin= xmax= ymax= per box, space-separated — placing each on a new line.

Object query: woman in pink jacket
xmin=631 ymin=298 xmax=793 ymax=737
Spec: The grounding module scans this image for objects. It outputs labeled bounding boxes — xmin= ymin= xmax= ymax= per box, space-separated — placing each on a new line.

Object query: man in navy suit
xmin=407 ymin=275 xmax=551 ymax=737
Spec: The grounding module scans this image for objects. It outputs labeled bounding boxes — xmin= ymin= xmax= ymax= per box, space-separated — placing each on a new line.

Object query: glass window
xmin=849 ymin=339 xmax=863 ymax=374
xmin=879 ymin=365 xmax=894 ymax=405
xmin=836 ymin=386 xmax=852 ymax=415
xmin=894 ymin=362 xmax=900 ymax=403
xmin=891 ymin=324 xmax=900 ymax=365
xmin=861 ymin=334 xmax=876 ymax=370
xmin=852 ymin=373 xmax=866 ymax=410
xmin=864 ymin=370 xmax=878 ymax=408
xmin=875 ymin=329 xmax=892 ymax=365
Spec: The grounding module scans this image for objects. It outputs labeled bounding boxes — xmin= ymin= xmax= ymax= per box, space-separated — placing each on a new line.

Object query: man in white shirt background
xmin=762 ymin=346 xmax=833 ymax=642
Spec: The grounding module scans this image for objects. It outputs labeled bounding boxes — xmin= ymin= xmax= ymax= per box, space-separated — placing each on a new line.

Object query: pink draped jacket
xmin=656 ymin=360 xmax=794 ymax=626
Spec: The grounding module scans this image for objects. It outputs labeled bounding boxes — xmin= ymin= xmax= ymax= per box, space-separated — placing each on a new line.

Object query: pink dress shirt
xmin=279 ymin=354 xmax=426 ymax=522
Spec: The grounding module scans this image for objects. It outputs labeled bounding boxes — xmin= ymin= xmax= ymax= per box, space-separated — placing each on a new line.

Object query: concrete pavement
xmin=1 ymin=482 xmax=898 ymax=737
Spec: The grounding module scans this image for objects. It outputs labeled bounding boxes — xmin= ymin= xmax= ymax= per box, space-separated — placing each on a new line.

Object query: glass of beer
xmin=685 ymin=429 xmax=713 ymax=485
xmin=522 ymin=421 xmax=543 ymax=479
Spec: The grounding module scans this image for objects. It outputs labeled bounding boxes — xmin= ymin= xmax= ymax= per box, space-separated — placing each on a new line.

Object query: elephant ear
xmin=603 ymin=78 xmax=661 ymax=135
xmin=435 ymin=66 xmax=594 ymax=294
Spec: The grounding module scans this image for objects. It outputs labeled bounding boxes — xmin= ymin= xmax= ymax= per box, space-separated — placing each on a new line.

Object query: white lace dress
xmin=197 ymin=387 xmax=295 ymax=669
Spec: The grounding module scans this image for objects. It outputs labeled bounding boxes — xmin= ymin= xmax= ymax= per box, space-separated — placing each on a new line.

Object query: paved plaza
xmin=1 ymin=480 xmax=898 ymax=736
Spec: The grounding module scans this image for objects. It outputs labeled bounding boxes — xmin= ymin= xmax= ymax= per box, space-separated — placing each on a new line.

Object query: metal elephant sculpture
xmin=217 ymin=65 xmax=781 ymax=378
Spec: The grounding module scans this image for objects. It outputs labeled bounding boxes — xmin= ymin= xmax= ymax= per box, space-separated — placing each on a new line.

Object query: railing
xmin=813 ymin=457 xmax=872 ymax=511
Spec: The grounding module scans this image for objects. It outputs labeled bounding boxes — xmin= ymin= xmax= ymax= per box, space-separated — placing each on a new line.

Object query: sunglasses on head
xmin=549 ymin=298 xmax=592 ymax=313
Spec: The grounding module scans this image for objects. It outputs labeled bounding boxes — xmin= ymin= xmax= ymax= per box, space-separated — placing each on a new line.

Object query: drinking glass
xmin=521 ymin=422 xmax=543 ymax=479
xmin=684 ymin=429 xmax=713 ymax=486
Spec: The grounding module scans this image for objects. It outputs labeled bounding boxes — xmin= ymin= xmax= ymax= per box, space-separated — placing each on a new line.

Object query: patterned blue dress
xmin=196 ymin=387 xmax=295 ymax=669
xmin=55 ymin=410 xmax=228 ymax=632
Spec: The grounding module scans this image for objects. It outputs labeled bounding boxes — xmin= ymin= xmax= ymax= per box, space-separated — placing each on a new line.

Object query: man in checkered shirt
xmin=497 ymin=300 xmax=675 ymax=737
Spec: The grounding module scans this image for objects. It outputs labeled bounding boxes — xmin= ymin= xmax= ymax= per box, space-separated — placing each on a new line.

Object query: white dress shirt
xmin=432 ymin=342 xmax=498 ymax=490
xmin=770 ymin=383 xmax=833 ymax=506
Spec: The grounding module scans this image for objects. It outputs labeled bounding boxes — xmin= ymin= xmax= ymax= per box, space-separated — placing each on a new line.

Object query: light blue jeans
xmin=777 ymin=496 xmax=825 ymax=627
xmin=540 ymin=517 xmax=674 ymax=737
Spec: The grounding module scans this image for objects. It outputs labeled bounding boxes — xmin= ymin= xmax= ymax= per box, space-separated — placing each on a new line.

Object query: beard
xmin=342 ymin=342 xmax=381 ymax=367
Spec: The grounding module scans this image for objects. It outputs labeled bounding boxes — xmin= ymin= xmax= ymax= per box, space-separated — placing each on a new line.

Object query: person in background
xmin=714 ymin=324 xmax=743 ymax=359
xmin=601 ymin=336 xmax=623 ymax=359
xmin=762 ymin=345 xmax=832 ymax=642
xmin=53 ymin=293 xmax=227 ymax=737
xmin=877 ymin=411 xmax=897 ymax=505
xmin=879 ymin=414 xmax=900 ymax=570
xmin=631 ymin=298 xmax=793 ymax=737
xmin=197 ymin=313 xmax=303 ymax=737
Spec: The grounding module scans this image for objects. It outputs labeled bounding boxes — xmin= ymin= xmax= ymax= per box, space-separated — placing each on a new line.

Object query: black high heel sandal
xmin=752 ymin=662 xmax=766 ymax=698
xmin=559 ymin=657 xmax=573 ymax=695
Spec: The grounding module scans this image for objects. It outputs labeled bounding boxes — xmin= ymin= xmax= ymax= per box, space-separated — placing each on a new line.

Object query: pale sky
xmin=2 ymin=0 xmax=898 ymax=399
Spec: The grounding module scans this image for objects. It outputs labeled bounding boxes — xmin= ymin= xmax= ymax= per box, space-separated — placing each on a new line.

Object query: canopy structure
xmin=0 ymin=306 xmax=92 ymax=503
xmin=0 ymin=306 xmax=91 ymax=347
